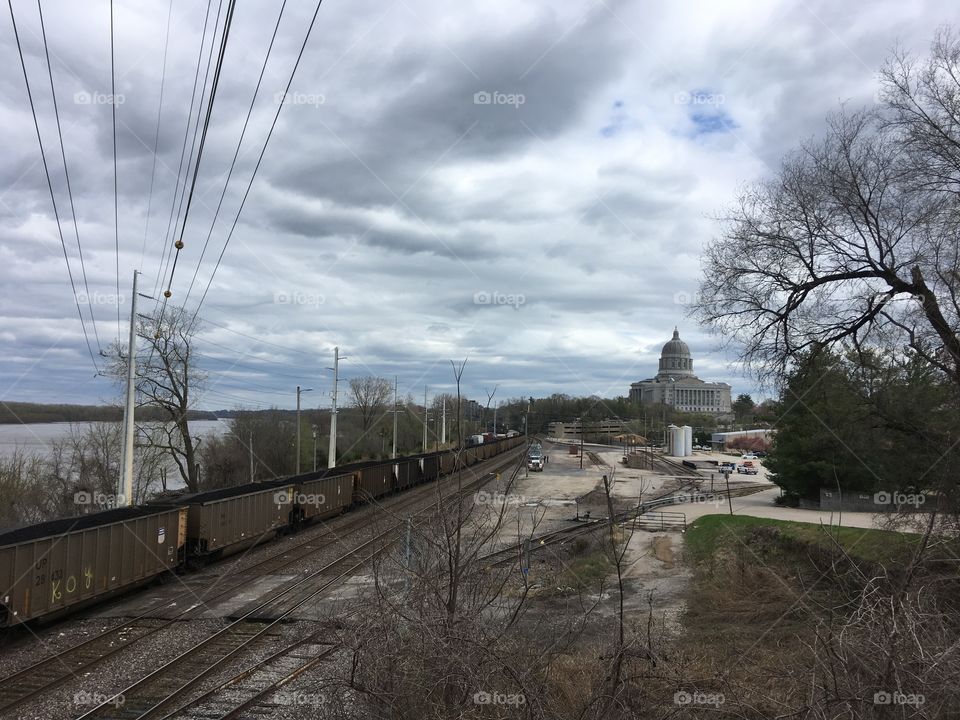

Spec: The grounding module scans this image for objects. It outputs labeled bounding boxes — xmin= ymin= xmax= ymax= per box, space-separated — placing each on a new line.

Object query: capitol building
xmin=629 ymin=328 xmax=732 ymax=414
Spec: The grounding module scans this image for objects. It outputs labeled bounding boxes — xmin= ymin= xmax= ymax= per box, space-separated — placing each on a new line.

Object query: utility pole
xmin=422 ymin=386 xmax=428 ymax=453
xmin=249 ymin=431 xmax=254 ymax=483
xmin=118 ymin=269 xmax=139 ymax=506
xmin=295 ymin=385 xmax=313 ymax=474
xmin=312 ymin=427 xmax=318 ymax=472
xmin=327 ymin=347 xmax=341 ymax=469
xmin=441 ymin=399 xmax=446 ymax=445
xmin=391 ymin=375 xmax=398 ymax=459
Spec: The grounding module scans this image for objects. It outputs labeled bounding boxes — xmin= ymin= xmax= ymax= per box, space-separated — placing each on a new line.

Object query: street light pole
xmin=312 ymin=427 xmax=318 ymax=472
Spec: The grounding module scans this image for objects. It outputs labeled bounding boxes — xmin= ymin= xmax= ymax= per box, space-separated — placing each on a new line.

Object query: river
xmin=0 ymin=419 xmax=228 ymax=457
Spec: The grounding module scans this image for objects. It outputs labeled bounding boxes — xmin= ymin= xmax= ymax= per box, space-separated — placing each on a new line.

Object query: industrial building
xmin=549 ymin=418 xmax=625 ymax=443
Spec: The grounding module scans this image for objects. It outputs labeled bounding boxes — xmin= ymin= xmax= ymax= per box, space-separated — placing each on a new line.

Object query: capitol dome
xmin=658 ymin=328 xmax=694 ymax=377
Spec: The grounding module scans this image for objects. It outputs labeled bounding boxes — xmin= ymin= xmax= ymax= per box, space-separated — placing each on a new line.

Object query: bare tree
xmin=348 ymin=376 xmax=393 ymax=437
xmin=111 ymin=309 xmax=206 ymax=492
xmin=696 ymin=30 xmax=960 ymax=389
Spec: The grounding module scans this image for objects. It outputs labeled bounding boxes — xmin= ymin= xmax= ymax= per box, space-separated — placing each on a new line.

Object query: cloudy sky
xmin=0 ymin=0 xmax=954 ymax=412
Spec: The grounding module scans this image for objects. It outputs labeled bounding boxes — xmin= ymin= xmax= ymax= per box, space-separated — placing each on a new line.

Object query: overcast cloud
xmin=0 ymin=0 xmax=953 ymax=412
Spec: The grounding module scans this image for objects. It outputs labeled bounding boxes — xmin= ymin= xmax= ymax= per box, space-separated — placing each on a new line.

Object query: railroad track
xmin=479 ymin=479 xmax=771 ymax=568
xmin=74 ymin=532 xmax=395 ymax=720
xmin=0 ymin=447 xmax=526 ymax=717
xmin=152 ymin=632 xmax=339 ymax=720
xmin=78 ymin=450 xmax=522 ymax=720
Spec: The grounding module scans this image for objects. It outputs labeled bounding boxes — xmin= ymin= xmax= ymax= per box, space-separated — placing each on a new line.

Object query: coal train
xmin=0 ymin=436 xmax=525 ymax=628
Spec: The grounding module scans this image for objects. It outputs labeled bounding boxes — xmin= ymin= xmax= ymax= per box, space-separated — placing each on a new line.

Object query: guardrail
xmin=627 ymin=511 xmax=686 ymax=531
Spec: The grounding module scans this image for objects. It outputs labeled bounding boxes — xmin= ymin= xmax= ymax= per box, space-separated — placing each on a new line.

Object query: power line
xmin=36 ymin=0 xmax=102 ymax=354
xmin=190 ymin=0 xmax=328 ymax=323
xmin=179 ymin=0 xmax=289 ymax=312
xmin=199 ymin=315 xmax=318 ymax=356
xmin=138 ymin=0 xmax=174 ymax=273
xmin=151 ymin=0 xmax=218 ymax=301
xmin=6 ymin=0 xmax=100 ymax=374
xmin=155 ymin=0 xmax=237 ymax=326
xmin=110 ymin=0 xmax=120 ymax=339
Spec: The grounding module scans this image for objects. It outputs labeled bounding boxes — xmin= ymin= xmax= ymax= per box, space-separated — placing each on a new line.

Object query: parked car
xmin=741 ymin=453 xmax=758 ymax=460
xmin=719 ymin=461 xmax=737 ymax=474
xmin=737 ymin=462 xmax=759 ymax=475
xmin=527 ymin=455 xmax=544 ymax=471
xmin=754 ymin=451 xmax=767 ymax=458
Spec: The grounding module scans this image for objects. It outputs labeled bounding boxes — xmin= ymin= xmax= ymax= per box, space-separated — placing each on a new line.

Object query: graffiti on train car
xmin=47 ymin=564 xmax=93 ymax=603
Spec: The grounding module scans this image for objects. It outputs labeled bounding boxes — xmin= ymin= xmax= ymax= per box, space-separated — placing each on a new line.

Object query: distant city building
xmin=549 ymin=418 xmax=625 ymax=442
xmin=629 ymin=328 xmax=732 ymax=414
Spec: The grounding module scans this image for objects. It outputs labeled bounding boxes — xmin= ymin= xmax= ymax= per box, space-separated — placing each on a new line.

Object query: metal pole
xmin=118 ymin=269 xmax=138 ymax=506
xmin=313 ymin=428 xmax=317 ymax=472
xmin=441 ymin=399 xmax=446 ymax=445
xmin=579 ymin=416 xmax=584 ymax=470
xmin=328 ymin=347 xmax=338 ymax=469
xmin=392 ymin=375 xmax=398 ymax=459
xmin=724 ymin=471 xmax=733 ymax=515
xmin=422 ymin=385 xmax=428 ymax=453
xmin=404 ymin=515 xmax=412 ymax=591
xmin=249 ymin=431 xmax=254 ymax=483
xmin=296 ymin=385 xmax=302 ymax=474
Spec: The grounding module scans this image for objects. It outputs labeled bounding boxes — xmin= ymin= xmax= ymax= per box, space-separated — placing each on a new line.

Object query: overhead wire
xmin=154 ymin=0 xmax=237 ymax=327
xmin=6 ymin=0 xmax=100 ymax=374
xmin=138 ymin=0 xmax=175 ymax=273
xmin=150 ymin=0 xmax=218 ymax=301
xmin=110 ymin=0 xmax=120 ymax=339
xmin=178 ymin=0 xmax=289 ymax=313
xmin=35 ymin=0 xmax=102 ymax=354
xmin=190 ymin=0 xmax=328 ymax=324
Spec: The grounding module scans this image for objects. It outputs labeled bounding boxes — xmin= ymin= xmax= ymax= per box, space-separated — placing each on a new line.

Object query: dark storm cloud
xmin=1 ymin=0 xmax=956 ymax=409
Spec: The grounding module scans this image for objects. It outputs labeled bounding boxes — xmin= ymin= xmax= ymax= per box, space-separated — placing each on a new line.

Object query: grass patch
xmin=685 ymin=514 xmax=927 ymax=566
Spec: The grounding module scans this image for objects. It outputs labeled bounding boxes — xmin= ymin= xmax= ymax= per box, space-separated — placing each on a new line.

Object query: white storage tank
xmin=668 ymin=425 xmax=683 ymax=457
xmin=682 ymin=425 xmax=693 ymax=457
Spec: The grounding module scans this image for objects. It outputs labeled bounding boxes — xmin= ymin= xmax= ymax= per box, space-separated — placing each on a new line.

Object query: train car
xmin=439 ymin=450 xmax=456 ymax=476
xmin=285 ymin=472 xmax=353 ymax=524
xmin=183 ymin=482 xmax=294 ymax=559
xmin=420 ymin=453 xmax=440 ymax=484
xmin=323 ymin=460 xmax=393 ymax=504
xmin=393 ymin=458 xmax=421 ymax=491
xmin=0 ymin=505 xmax=186 ymax=627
